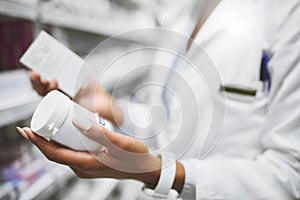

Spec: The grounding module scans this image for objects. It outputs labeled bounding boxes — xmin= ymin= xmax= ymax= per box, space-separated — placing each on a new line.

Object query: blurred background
xmin=0 ymin=0 xmax=196 ymax=199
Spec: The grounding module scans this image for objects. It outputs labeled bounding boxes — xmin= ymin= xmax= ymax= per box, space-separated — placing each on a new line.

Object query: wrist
xmin=173 ymin=162 xmax=185 ymax=193
xmin=132 ymin=155 xmax=161 ymax=189
xmin=133 ymin=155 xmax=185 ymax=194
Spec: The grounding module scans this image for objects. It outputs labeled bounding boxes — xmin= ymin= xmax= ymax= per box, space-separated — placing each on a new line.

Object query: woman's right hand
xmin=73 ymin=78 xmax=124 ymax=127
xmin=29 ymin=70 xmax=123 ymax=127
xmin=29 ymin=71 xmax=59 ymax=96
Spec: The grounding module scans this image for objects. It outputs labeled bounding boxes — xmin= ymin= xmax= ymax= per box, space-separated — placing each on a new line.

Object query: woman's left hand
xmin=18 ymin=118 xmax=162 ymax=189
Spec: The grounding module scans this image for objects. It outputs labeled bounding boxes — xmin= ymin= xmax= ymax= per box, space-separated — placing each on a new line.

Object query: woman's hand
xmin=29 ymin=70 xmax=123 ymax=126
xmin=18 ymin=120 xmax=161 ymax=187
xmin=73 ymin=79 xmax=124 ymax=126
xmin=29 ymin=71 xmax=59 ymax=96
xmin=17 ymin=118 xmax=185 ymax=193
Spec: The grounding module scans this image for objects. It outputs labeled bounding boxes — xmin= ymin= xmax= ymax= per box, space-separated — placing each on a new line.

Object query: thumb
xmin=72 ymin=116 xmax=126 ymax=151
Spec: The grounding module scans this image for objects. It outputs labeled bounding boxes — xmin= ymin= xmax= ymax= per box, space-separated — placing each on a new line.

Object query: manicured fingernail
xmin=72 ymin=117 xmax=91 ymax=131
xmin=16 ymin=127 xmax=28 ymax=139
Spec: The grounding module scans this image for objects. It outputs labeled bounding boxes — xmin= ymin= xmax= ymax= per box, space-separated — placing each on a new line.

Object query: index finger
xmin=22 ymin=127 xmax=96 ymax=168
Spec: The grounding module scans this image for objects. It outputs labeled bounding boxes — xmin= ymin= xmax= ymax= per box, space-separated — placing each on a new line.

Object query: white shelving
xmin=0 ymin=70 xmax=41 ymax=127
xmin=0 ymin=0 xmax=38 ymax=21
xmin=0 ymin=99 xmax=40 ymax=128
xmin=0 ymin=182 xmax=16 ymax=200
xmin=40 ymin=2 xmax=154 ymax=38
xmin=19 ymin=165 xmax=74 ymax=200
xmin=0 ymin=164 xmax=74 ymax=200
xmin=0 ymin=2 xmax=156 ymax=199
xmin=0 ymin=0 xmax=156 ymax=42
xmin=61 ymin=179 xmax=119 ymax=200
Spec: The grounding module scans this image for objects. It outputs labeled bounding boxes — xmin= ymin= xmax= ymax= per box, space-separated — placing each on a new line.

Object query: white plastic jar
xmin=31 ymin=90 xmax=111 ymax=151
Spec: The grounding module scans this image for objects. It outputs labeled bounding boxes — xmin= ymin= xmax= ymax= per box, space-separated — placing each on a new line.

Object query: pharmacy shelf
xmin=19 ymin=165 xmax=74 ymax=200
xmin=0 ymin=0 xmax=157 ymax=43
xmin=0 ymin=0 xmax=38 ymax=21
xmin=61 ymin=179 xmax=119 ymax=200
xmin=39 ymin=10 xmax=156 ymax=43
xmin=0 ymin=70 xmax=41 ymax=128
xmin=0 ymin=98 xmax=40 ymax=128
xmin=39 ymin=0 xmax=155 ymax=39
xmin=0 ymin=165 xmax=74 ymax=200
xmin=0 ymin=182 xmax=16 ymax=200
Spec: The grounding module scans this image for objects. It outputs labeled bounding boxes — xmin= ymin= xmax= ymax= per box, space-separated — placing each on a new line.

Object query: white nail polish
xmin=16 ymin=127 xmax=28 ymax=139
xmin=73 ymin=117 xmax=91 ymax=131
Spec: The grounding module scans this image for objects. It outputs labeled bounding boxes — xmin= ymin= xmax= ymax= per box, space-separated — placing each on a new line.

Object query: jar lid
xmin=31 ymin=90 xmax=71 ymax=138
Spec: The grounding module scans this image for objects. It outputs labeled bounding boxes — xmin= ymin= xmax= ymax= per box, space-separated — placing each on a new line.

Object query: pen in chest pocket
xmin=260 ymin=52 xmax=271 ymax=92
xmin=219 ymin=52 xmax=271 ymax=97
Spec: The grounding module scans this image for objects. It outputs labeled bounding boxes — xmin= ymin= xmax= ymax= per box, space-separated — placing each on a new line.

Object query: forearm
xmin=173 ymin=162 xmax=185 ymax=192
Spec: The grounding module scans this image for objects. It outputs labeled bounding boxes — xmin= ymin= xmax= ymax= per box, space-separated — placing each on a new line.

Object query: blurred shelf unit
xmin=19 ymin=165 xmax=74 ymax=200
xmin=0 ymin=0 xmax=38 ymax=21
xmin=0 ymin=2 xmax=155 ymax=198
xmin=0 ymin=163 xmax=74 ymax=200
xmin=0 ymin=127 xmax=76 ymax=200
xmin=0 ymin=182 xmax=15 ymax=200
xmin=0 ymin=0 xmax=157 ymax=41
xmin=0 ymin=70 xmax=41 ymax=128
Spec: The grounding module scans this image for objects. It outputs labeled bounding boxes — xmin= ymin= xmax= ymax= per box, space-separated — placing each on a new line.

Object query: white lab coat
xmin=118 ymin=0 xmax=300 ymax=199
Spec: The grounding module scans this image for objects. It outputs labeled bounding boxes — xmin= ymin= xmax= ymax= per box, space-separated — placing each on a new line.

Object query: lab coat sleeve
xmin=180 ymin=1 xmax=300 ymax=199
xmin=153 ymin=0 xmax=195 ymax=27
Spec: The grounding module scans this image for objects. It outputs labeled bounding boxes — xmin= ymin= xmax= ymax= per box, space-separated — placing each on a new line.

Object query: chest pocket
xmin=219 ymin=52 xmax=271 ymax=103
